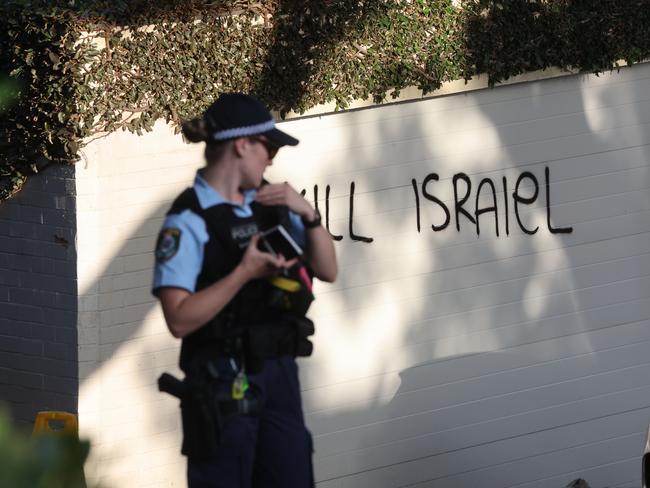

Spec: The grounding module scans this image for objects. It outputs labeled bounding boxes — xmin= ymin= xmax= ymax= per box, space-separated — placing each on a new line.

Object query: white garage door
xmin=267 ymin=62 xmax=650 ymax=488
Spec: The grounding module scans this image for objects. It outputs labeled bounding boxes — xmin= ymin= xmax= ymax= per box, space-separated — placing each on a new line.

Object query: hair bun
xmin=181 ymin=117 xmax=209 ymax=143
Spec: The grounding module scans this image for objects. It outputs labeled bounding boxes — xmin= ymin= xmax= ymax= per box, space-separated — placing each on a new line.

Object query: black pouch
xmin=266 ymin=266 xmax=314 ymax=317
xmin=293 ymin=316 xmax=315 ymax=357
xmin=243 ymin=317 xmax=315 ymax=373
xmin=180 ymin=379 xmax=221 ymax=459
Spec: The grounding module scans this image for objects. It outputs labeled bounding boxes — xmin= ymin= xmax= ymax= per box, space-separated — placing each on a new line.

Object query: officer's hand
xmin=255 ymin=183 xmax=315 ymax=221
xmin=239 ymin=234 xmax=296 ymax=280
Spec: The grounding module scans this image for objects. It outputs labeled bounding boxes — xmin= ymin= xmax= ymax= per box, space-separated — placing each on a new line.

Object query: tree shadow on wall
xmin=364 ymin=4 xmax=650 ymax=486
xmin=301 ymin=61 xmax=650 ymax=486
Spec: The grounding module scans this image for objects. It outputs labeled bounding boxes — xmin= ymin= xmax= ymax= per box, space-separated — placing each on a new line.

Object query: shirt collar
xmin=194 ymin=170 xmax=256 ymax=210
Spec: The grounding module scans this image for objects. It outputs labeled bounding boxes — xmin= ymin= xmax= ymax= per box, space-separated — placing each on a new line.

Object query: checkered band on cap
xmin=211 ymin=119 xmax=276 ymax=141
xmin=202 ymin=93 xmax=299 ymax=147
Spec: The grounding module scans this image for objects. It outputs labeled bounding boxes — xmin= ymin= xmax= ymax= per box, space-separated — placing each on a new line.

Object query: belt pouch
xmin=180 ymin=381 xmax=220 ymax=459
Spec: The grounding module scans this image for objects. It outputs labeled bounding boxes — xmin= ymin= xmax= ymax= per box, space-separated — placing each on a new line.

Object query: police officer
xmin=152 ymin=93 xmax=337 ymax=488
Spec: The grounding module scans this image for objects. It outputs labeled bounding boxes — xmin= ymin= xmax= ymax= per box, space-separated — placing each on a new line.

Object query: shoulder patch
xmin=155 ymin=228 xmax=181 ymax=262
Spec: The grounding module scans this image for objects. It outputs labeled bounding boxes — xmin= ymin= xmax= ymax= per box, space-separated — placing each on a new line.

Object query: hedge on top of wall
xmin=1 ymin=0 xmax=649 ymax=200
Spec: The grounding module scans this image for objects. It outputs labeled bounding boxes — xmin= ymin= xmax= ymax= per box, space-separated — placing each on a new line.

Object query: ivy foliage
xmin=1 ymin=0 xmax=649 ymax=200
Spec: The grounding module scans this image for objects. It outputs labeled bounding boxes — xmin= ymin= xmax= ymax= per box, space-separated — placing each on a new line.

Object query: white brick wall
xmin=0 ymin=164 xmax=78 ymax=426
xmin=76 ymin=122 xmax=203 ymax=487
xmin=269 ymin=63 xmax=650 ymax=488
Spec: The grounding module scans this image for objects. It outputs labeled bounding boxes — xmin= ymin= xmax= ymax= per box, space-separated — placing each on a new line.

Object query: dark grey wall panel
xmin=0 ymin=165 xmax=77 ymax=427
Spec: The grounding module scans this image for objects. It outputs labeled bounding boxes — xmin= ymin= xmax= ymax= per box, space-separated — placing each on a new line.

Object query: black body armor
xmin=165 ymin=187 xmax=314 ymax=374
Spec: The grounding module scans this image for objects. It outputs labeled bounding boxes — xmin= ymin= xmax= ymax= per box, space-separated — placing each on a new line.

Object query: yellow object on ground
xmin=32 ymin=411 xmax=79 ymax=437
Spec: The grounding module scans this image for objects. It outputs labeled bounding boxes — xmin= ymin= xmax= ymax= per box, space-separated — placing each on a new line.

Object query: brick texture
xmin=0 ymin=165 xmax=78 ymax=427
xmin=75 ymin=121 xmax=192 ymax=488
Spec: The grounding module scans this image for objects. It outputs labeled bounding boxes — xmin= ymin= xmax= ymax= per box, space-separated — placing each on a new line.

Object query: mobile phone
xmin=259 ymin=225 xmax=303 ymax=259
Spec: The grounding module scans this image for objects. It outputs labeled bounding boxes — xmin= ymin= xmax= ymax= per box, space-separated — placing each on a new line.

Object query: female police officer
xmin=152 ymin=93 xmax=337 ymax=487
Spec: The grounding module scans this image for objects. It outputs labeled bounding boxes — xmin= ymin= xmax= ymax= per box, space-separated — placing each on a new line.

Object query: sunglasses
xmin=249 ymin=136 xmax=280 ymax=159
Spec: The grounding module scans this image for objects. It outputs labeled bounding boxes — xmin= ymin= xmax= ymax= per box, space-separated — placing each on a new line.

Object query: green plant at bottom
xmin=0 ymin=408 xmax=91 ymax=488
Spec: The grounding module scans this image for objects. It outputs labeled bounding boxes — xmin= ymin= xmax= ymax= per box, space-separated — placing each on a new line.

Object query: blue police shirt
xmin=152 ymin=171 xmax=306 ymax=296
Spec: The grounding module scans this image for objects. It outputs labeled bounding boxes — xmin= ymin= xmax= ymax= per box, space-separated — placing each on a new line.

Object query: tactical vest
xmin=166 ymin=188 xmax=313 ymax=373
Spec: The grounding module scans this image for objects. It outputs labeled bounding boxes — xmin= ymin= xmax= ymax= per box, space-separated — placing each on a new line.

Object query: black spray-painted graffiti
xmin=301 ymin=182 xmax=373 ymax=243
xmin=301 ymin=165 xmax=573 ymax=243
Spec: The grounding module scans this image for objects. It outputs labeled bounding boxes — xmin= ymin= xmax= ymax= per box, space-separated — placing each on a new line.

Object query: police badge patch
xmin=155 ymin=228 xmax=181 ymax=262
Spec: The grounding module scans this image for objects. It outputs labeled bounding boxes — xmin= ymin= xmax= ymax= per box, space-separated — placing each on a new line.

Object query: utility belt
xmin=158 ymin=370 xmax=262 ymax=459
xmin=218 ymin=316 xmax=315 ymax=374
xmin=158 ymin=316 xmax=315 ymax=458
